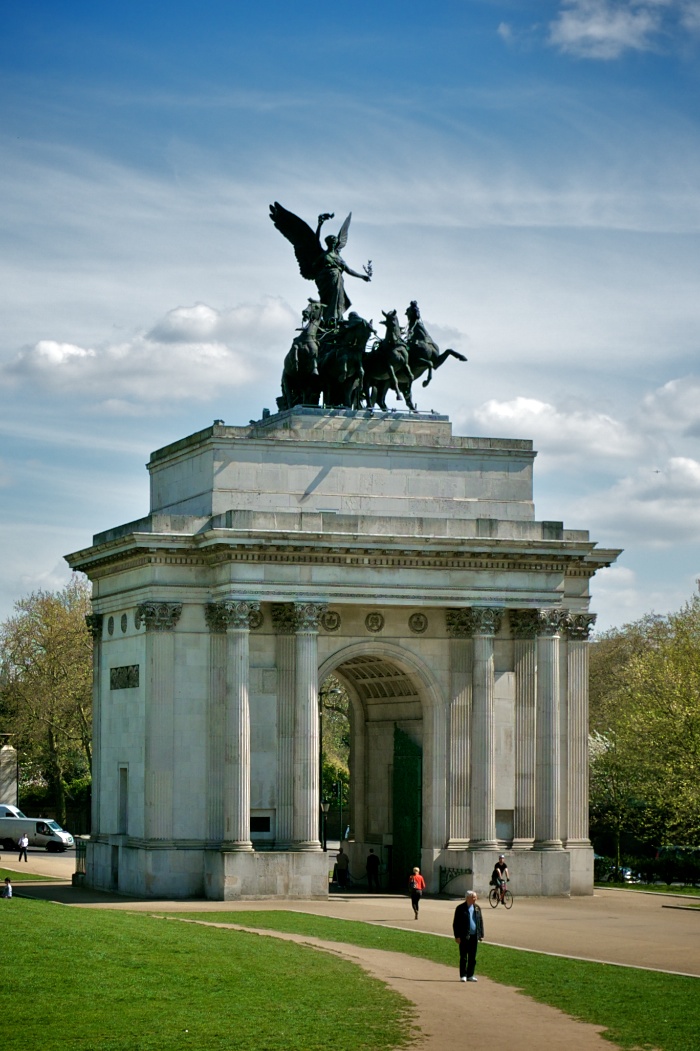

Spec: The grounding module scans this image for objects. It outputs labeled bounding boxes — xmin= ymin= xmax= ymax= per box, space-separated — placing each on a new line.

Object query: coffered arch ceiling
xmin=331 ymin=654 xmax=419 ymax=703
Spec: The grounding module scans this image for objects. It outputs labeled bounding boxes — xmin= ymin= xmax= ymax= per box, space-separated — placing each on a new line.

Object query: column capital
xmin=536 ymin=608 xmax=568 ymax=637
xmin=136 ymin=602 xmax=183 ymax=632
xmin=564 ymin=613 xmax=597 ymax=640
xmin=446 ymin=608 xmax=473 ymax=638
xmin=205 ymin=600 xmax=260 ymax=633
xmin=271 ymin=603 xmax=297 ymax=634
xmin=510 ymin=609 xmax=539 ymax=639
xmin=471 ymin=607 xmax=503 ymax=636
xmin=85 ymin=613 xmax=103 ymax=640
xmin=294 ymin=602 xmax=328 ymax=632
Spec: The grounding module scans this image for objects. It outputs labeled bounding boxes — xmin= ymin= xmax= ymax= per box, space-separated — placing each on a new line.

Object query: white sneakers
xmin=460 ymin=976 xmax=467 ymax=982
xmin=467 ymin=976 xmax=478 ymax=982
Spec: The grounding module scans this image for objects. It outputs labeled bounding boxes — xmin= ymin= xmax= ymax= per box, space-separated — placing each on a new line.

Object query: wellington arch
xmin=66 ymin=407 xmax=619 ymax=900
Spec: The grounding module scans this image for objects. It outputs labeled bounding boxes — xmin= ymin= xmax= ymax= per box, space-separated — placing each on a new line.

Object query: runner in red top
xmin=409 ymin=866 xmax=426 ymax=918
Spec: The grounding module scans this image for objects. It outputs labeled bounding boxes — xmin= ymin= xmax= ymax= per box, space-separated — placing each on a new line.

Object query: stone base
xmin=85 ymin=840 xmax=331 ymax=900
xmin=567 ymin=844 xmax=594 ymax=896
xmin=424 ymin=846 xmax=576 ymax=897
xmin=204 ymin=849 xmax=330 ymax=900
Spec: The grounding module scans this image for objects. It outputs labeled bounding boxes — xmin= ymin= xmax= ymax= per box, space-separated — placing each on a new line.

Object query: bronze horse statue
xmin=362 ymin=309 xmax=415 ymax=411
xmin=404 ymin=301 xmax=467 ymax=387
xmin=278 ymin=299 xmax=324 ymax=409
xmin=318 ymin=313 xmax=375 ymax=409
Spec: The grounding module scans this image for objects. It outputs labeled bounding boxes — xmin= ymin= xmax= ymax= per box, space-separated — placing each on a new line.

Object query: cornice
xmin=69 ymin=531 xmax=605 ymax=580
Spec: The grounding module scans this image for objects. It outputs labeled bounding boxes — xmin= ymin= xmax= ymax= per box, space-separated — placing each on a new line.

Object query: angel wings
xmin=269 ymin=202 xmax=371 ymax=325
xmin=269 ymin=202 xmax=351 ymax=279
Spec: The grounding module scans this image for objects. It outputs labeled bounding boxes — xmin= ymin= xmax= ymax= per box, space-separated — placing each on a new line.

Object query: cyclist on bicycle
xmin=491 ymin=855 xmax=510 ymax=903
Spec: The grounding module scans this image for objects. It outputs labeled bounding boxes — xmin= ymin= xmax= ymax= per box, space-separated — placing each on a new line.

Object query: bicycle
xmin=488 ymin=883 xmax=513 ymax=909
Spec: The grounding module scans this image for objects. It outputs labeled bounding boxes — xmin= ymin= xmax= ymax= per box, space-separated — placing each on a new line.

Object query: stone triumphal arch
xmin=67 ymin=408 xmax=619 ymax=899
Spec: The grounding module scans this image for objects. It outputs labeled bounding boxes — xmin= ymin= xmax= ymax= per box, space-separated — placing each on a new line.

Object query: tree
xmin=0 ymin=576 xmax=93 ymax=824
xmin=320 ymin=675 xmax=350 ymax=807
xmin=589 ymin=596 xmax=700 ymax=852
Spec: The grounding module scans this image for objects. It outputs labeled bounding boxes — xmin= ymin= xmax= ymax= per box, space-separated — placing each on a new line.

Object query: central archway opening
xmin=322 ymin=653 xmax=425 ymax=890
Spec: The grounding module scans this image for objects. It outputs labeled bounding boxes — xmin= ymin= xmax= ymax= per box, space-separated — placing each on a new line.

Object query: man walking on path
xmin=17 ymin=832 xmax=29 ymax=863
xmin=453 ymin=890 xmax=484 ymax=982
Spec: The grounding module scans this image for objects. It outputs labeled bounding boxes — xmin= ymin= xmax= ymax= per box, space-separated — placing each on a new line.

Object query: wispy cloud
xmin=549 ymin=1 xmax=665 ymax=59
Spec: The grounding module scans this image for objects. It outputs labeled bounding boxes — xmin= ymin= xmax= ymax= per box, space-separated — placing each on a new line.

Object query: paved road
xmin=9 ymin=850 xmax=700 ymax=977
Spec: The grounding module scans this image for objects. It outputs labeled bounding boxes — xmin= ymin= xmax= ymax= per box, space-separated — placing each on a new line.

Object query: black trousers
xmin=458 ymin=934 xmax=478 ymax=978
xmin=367 ymin=869 xmax=379 ymax=891
xmin=18 ymin=847 xmax=28 ymax=862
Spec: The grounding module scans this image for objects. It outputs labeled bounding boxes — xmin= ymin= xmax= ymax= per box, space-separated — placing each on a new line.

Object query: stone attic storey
xmin=67 ymin=408 xmax=619 ymax=900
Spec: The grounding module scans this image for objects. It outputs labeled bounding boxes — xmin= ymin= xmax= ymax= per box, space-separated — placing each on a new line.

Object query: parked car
xmin=594 ymin=854 xmax=640 ymax=883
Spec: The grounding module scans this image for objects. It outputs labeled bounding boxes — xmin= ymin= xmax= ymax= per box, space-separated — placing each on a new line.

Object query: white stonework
xmin=67 ymin=408 xmax=619 ymax=899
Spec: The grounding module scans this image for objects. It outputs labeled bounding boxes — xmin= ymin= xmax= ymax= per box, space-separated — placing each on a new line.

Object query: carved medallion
xmin=107 ymin=616 xmax=114 ymax=636
xmin=408 ymin=613 xmax=428 ymax=634
xmin=320 ymin=610 xmax=341 ymax=633
xmin=249 ymin=608 xmax=264 ymax=631
xmin=120 ymin=613 xmax=128 ymax=634
xmin=365 ymin=612 xmax=384 ymax=633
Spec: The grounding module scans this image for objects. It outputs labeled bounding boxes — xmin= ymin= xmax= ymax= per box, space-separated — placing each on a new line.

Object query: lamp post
xmin=321 ymin=800 xmax=330 ymax=851
xmin=337 ymin=779 xmax=343 ymax=843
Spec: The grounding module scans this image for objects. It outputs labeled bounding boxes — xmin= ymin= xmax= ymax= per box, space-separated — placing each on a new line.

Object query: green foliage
xmin=320 ymin=675 xmax=350 ymax=807
xmin=0 ymin=576 xmax=93 ymax=825
xmin=3 ymin=899 xmax=413 ymax=1051
xmin=188 ymin=911 xmax=700 ymax=1051
xmin=589 ymin=596 xmax=700 ymax=854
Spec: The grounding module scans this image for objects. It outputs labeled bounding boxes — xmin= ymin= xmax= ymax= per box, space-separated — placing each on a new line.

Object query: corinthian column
xmin=224 ymin=601 xmax=259 ymax=849
xmin=292 ymin=602 xmax=327 ymax=850
xmin=470 ymin=607 xmax=502 ymax=848
xmin=510 ymin=610 xmax=539 ymax=849
xmin=85 ymin=613 xmax=104 ymax=836
xmin=138 ymin=601 xmax=182 ymax=841
xmin=446 ymin=609 xmax=473 ymax=846
xmin=272 ymin=603 xmax=297 ymax=848
xmin=565 ymin=613 xmax=596 ymax=846
xmin=535 ymin=609 xmax=567 ymax=849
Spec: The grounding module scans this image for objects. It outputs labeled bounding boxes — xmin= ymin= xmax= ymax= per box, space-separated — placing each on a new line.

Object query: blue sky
xmin=1 ymin=1 xmax=700 ymax=630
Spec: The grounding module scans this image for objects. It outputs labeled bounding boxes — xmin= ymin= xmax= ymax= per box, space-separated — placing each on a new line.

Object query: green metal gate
xmin=391 ymin=725 xmax=422 ymax=889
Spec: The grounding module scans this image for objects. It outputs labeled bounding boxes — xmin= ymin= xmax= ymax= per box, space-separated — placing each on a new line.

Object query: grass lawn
xmin=180 ymin=910 xmax=700 ymax=1051
xmin=1 ymin=899 xmax=414 ymax=1051
xmin=0 ymin=866 xmax=61 ymax=882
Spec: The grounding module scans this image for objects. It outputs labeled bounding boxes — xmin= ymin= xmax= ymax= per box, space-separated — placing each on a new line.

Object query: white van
xmin=0 ymin=814 xmax=74 ymax=852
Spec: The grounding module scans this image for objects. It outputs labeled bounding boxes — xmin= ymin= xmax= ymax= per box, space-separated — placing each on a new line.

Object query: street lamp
xmin=320 ymin=800 xmax=330 ymax=851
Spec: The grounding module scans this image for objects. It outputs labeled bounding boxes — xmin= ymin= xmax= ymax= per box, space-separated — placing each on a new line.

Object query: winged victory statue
xmin=269 ymin=202 xmax=372 ymax=327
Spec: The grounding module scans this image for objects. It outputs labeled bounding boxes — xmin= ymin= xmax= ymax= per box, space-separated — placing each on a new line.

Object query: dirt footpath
xmin=164 ymin=916 xmax=612 ymax=1051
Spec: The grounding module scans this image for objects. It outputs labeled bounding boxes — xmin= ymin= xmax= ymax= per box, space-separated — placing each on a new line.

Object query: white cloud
xmin=640 ymin=375 xmax=700 ymax=437
xmin=549 ymin=0 xmax=667 ymax=59
xmin=578 ymin=456 xmax=700 ymax=542
xmin=2 ymin=298 xmax=297 ymax=412
xmin=471 ymin=396 xmax=644 ymax=465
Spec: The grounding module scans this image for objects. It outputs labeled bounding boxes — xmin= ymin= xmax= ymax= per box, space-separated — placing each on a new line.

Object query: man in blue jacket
xmin=452 ymin=890 xmax=484 ymax=982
